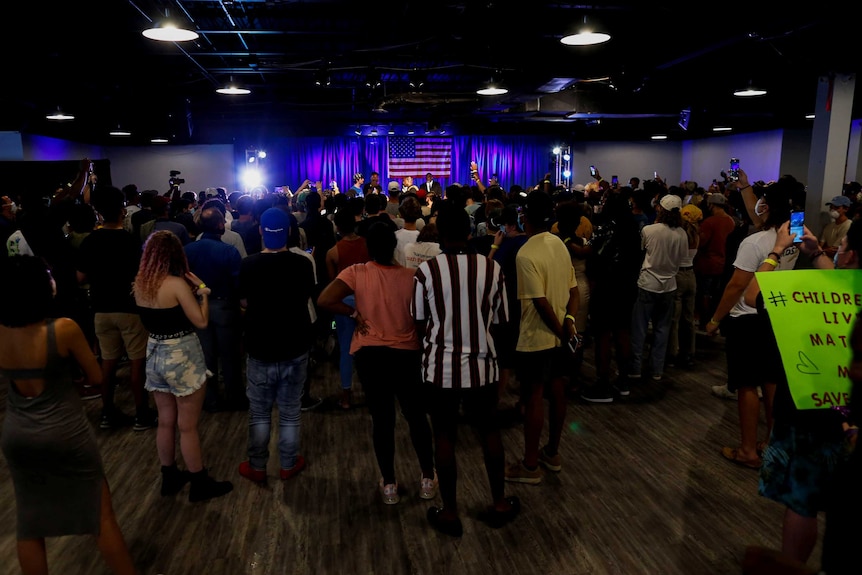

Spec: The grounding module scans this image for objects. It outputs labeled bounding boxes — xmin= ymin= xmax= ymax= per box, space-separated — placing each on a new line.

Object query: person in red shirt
xmin=694 ymin=192 xmax=736 ymax=327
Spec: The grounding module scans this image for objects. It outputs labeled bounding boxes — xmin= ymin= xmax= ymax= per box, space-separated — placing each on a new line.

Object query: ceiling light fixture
xmin=150 ymin=137 xmax=169 ymax=144
xmin=651 ymin=135 xmax=668 ymax=140
xmin=143 ymin=10 xmax=199 ymax=42
xmin=477 ymin=76 xmax=508 ymax=96
xmin=109 ymin=124 xmax=132 ymax=136
xmin=712 ymin=126 xmax=732 ymax=132
xmin=216 ymin=76 xmax=251 ymax=95
xmin=560 ymin=16 xmax=611 ymax=46
xmin=805 ymin=113 xmax=816 ymax=120
xmin=46 ymin=106 xmax=74 ymax=121
xmin=733 ymin=82 xmax=767 ymax=97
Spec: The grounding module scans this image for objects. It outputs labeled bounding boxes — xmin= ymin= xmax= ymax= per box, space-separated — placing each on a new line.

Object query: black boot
xmin=188 ymin=468 xmax=233 ymax=502
xmin=161 ymin=463 xmax=191 ymax=496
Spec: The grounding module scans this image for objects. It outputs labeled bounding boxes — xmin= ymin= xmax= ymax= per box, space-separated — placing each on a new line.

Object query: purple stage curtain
xmin=273 ymin=134 xmax=556 ymax=194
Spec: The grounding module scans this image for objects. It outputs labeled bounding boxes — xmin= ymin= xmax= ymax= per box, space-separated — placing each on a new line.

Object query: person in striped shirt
xmin=413 ymin=199 xmax=520 ymax=537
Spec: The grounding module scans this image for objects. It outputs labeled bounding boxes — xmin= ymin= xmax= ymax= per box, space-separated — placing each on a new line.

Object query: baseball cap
xmin=681 ymin=204 xmax=703 ymax=223
xmin=260 ymin=207 xmax=289 ymax=250
xmin=388 ymin=181 xmax=400 ymax=192
xmin=826 ymin=195 xmax=852 ymax=208
xmin=707 ymin=193 xmax=727 ymax=205
xmin=659 ymin=194 xmax=682 ymax=211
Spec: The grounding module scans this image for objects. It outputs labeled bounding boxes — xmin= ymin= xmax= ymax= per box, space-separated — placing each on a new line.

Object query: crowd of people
xmin=0 ymin=156 xmax=860 ymax=574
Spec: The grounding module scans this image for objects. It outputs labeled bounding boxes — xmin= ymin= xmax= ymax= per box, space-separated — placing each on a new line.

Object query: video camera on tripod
xmin=169 ymin=170 xmax=185 ymax=189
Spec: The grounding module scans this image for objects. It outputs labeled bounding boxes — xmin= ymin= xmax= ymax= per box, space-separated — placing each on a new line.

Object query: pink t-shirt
xmin=337 ymin=262 xmax=419 ymax=354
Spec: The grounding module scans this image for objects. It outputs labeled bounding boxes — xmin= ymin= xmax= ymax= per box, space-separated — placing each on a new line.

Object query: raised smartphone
xmin=789 ymin=210 xmax=804 ymax=242
xmin=589 ymin=165 xmax=597 ymax=178
xmin=729 ymin=158 xmax=740 ymax=181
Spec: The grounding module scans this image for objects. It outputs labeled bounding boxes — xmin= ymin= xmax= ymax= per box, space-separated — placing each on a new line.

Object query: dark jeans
xmin=424 ymin=383 xmax=505 ymax=512
xmin=245 ymin=353 xmax=307 ymax=470
xmin=354 ymin=347 xmax=434 ymax=484
xmin=197 ymin=299 xmax=243 ymax=406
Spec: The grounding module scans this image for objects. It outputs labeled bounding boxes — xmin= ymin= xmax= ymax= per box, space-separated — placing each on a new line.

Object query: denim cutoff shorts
xmin=145 ymin=332 xmax=208 ymax=397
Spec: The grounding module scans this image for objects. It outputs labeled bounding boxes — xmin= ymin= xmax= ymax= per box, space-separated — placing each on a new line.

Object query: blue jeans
xmin=629 ymin=288 xmax=676 ymax=377
xmin=334 ymin=294 xmax=356 ymax=391
xmin=245 ymin=353 xmax=308 ymax=470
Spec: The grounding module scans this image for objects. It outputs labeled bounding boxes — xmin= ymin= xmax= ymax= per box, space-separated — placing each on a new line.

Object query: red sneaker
xmin=280 ymin=455 xmax=306 ymax=480
xmin=238 ymin=461 xmax=266 ymax=483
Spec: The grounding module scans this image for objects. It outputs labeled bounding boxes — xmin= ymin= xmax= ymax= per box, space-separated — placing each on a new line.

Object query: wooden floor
xmin=0 ymin=330 xmax=825 ymax=575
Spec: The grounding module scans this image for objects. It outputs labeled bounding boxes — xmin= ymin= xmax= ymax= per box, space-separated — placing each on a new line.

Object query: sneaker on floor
xmin=538 ymin=446 xmax=562 ymax=472
xmin=100 ymin=411 xmax=135 ymax=430
xmin=379 ymin=479 xmax=400 ymax=504
xmin=133 ymin=410 xmax=158 ymax=432
xmin=280 ymin=455 xmax=306 ymax=480
xmin=504 ymin=460 xmax=542 ymax=485
xmin=581 ymin=383 xmax=614 ymax=403
xmin=427 ymin=506 xmax=463 ymax=537
xmin=613 ymin=378 xmax=631 ymax=397
xmin=419 ymin=472 xmax=438 ymax=500
xmin=712 ymin=384 xmax=737 ymax=400
xmin=80 ymin=385 xmax=101 ymax=400
xmin=651 ymin=373 xmax=663 ymax=382
xmin=300 ymin=395 xmax=323 ymax=412
xmin=238 ymin=461 xmax=266 ymax=483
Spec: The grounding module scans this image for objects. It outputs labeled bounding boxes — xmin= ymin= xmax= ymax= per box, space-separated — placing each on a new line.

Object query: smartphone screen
xmin=789 ymin=210 xmax=804 ymax=242
xmin=730 ymin=158 xmax=740 ymax=181
xmin=589 ymin=165 xmax=597 ymax=178
xmin=611 ymin=175 xmax=619 ymax=187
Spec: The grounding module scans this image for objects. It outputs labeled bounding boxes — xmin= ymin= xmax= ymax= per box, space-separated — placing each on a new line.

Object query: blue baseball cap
xmin=827 ymin=195 xmax=852 ymax=208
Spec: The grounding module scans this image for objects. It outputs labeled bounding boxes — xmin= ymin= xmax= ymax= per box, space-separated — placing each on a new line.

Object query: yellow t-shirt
xmin=515 ymin=232 xmax=577 ymax=352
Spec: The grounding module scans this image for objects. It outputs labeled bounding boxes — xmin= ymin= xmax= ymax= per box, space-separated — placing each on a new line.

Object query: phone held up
xmin=589 ymin=165 xmax=597 ymax=178
xmin=789 ymin=210 xmax=805 ymax=242
xmin=729 ymin=158 xmax=740 ymax=181
xmin=611 ymin=175 xmax=619 ymax=187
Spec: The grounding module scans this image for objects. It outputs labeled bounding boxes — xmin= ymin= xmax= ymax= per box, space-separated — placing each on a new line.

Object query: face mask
xmin=754 ymin=198 xmax=767 ymax=217
xmin=829 ymin=209 xmax=840 ymax=219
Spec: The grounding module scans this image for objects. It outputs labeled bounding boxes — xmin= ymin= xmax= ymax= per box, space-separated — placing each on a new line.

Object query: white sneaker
xmin=711 ymin=385 xmax=737 ymax=400
xmin=419 ymin=472 xmax=438 ymax=500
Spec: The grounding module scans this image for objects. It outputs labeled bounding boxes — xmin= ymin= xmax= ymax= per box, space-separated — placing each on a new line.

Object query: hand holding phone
xmin=566 ymin=334 xmax=581 ymax=354
xmin=589 ymin=165 xmax=597 ymax=178
xmin=789 ymin=210 xmax=805 ymax=242
xmin=729 ymin=158 xmax=740 ymax=181
xmin=611 ymin=175 xmax=619 ymax=187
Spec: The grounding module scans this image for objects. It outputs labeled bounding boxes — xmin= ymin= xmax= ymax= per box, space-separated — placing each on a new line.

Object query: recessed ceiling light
xmin=651 ymin=135 xmax=668 ymax=140
xmin=109 ymin=128 xmax=132 ymax=136
xmin=712 ymin=127 xmax=732 ymax=132
xmin=805 ymin=114 xmax=816 ymax=120
xmin=151 ymin=137 xmax=169 ymax=144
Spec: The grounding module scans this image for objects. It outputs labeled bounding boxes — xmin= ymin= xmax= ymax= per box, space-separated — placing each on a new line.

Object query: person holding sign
xmin=705 ymin=175 xmax=803 ymax=469
xmin=742 ymin=219 xmax=859 ymax=566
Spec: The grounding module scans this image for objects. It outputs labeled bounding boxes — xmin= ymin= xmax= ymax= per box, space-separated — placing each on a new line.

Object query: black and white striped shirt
xmin=412 ymin=252 xmax=508 ymax=389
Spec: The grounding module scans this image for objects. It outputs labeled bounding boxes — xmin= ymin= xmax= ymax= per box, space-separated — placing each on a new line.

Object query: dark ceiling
xmin=3 ymin=2 xmax=860 ymax=147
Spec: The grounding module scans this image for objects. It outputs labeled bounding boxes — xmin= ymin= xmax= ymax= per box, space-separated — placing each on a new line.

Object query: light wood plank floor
xmin=0 ymin=331 xmax=825 ymax=575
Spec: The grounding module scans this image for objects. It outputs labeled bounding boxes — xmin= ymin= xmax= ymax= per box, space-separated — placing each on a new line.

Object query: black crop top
xmin=137 ymin=305 xmax=195 ymax=338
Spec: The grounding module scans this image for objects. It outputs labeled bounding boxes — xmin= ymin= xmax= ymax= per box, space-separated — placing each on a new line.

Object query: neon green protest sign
xmin=756 ymin=269 xmax=862 ymax=410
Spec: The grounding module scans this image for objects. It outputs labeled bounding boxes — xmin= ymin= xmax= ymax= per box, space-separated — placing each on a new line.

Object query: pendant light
xmin=143 ymin=10 xmax=199 ymax=42
xmin=560 ymin=16 xmax=611 ymax=46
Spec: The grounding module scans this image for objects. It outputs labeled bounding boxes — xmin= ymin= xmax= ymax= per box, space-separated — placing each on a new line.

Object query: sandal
xmin=721 ymin=446 xmax=762 ymax=470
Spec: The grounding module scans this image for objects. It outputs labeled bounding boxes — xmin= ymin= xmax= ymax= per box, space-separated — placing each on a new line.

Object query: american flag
xmin=388 ymin=136 xmax=452 ymax=178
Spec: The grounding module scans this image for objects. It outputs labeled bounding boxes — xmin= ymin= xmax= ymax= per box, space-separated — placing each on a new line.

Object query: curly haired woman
xmin=133 ymin=231 xmax=233 ymax=502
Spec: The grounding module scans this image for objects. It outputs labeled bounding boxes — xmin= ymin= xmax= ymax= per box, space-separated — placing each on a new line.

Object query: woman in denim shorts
xmin=134 ymin=230 xmax=233 ymax=502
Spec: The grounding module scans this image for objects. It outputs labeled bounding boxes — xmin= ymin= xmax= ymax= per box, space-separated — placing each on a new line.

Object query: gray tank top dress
xmin=0 ymin=320 xmax=104 ymax=539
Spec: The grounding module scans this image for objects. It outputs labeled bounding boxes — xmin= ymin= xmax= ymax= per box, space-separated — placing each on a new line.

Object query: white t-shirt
xmin=729 ymin=228 xmax=799 ymax=317
xmin=637 ymin=223 xmax=689 ymax=293
xmin=394 ymin=228 xmax=420 ymax=266
xmin=403 ymin=241 xmax=441 ymax=269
